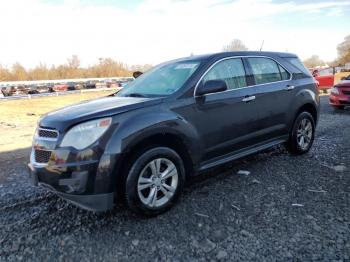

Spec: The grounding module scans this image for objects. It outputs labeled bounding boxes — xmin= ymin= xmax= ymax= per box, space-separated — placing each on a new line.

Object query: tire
xmin=124 ymin=147 xmax=185 ymax=216
xmin=286 ymin=112 xmax=315 ymax=155
xmin=332 ymin=105 xmax=345 ymax=110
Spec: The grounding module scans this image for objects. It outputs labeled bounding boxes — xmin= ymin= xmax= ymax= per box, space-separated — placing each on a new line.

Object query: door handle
xmin=285 ymin=85 xmax=295 ymax=91
xmin=242 ymin=95 xmax=256 ymax=102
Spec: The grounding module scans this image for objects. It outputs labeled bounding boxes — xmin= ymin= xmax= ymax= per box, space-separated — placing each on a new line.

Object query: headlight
xmin=330 ymin=87 xmax=339 ymax=95
xmin=60 ymin=117 xmax=112 ymax=150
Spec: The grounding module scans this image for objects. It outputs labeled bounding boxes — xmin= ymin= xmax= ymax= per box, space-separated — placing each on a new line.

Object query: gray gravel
xmin=1 ymin=97 xmax=350 ymax=261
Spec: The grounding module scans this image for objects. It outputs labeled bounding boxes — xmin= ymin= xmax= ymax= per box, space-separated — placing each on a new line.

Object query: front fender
xmin=104 ymin=108 xmax=202 ymax=166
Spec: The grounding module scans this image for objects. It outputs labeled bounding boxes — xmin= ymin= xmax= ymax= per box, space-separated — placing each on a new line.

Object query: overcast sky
xmin=0 ymin=0 xmax=349 ymax=68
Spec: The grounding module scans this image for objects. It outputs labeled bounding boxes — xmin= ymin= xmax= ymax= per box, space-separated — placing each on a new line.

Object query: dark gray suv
xmin=28 ymin=51 xmax=320 ymax=216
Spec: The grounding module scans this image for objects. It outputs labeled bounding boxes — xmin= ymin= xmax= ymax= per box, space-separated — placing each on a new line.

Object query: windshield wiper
xmin=124 ymin=93 xmax=147 ymax=98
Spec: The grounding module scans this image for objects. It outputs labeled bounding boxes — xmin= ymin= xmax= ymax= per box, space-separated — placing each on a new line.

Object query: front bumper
xmin=329 ymin=93 xmax=350 ymax=107
xmin=28 ymin=165 xmax=113 ymax=211
xmin=28 ymin=147 xmax=119 ymax=212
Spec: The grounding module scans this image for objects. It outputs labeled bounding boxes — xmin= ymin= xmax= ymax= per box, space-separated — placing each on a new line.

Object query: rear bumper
xmin=28 ymin=163 xmax=114 ymax=212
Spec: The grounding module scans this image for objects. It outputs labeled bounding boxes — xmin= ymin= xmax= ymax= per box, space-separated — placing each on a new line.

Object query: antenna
xmin=259 ymin=40 xmax=264 ymax=51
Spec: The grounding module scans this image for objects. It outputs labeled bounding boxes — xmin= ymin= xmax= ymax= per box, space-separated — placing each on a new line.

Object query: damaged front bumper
xmin=28 ymin=147 xmax=119 ymax=212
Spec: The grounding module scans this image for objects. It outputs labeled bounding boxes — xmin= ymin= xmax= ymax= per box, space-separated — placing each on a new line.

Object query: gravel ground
xmin=0 ymin=97 xmax=349 ymax=261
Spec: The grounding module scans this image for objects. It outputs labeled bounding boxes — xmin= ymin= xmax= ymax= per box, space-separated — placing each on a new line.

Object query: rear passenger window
xmin=202 ymin=58 xmax=247 ymax=90
xmin=247 ymin=58 xmax=288 ymax=85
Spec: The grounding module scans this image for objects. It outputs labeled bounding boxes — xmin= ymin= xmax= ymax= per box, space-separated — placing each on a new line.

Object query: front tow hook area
xmin=27 ymin=163 xmax=39 ymax=186
xmin=58 ymin=171 xmax=89 ymax=193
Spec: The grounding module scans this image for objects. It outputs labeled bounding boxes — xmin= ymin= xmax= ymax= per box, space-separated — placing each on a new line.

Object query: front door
xmin=184 ymin=58 xmax=259 ymax=162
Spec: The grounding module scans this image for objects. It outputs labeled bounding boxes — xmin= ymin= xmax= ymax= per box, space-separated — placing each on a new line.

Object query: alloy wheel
xmin=297 ymin=118 xmax=313 ymax=150
xmin=137 ymin=158 xmax=179 ymax=208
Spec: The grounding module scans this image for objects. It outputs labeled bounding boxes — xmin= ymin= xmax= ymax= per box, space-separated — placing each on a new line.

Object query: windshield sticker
xmin=175 ymin=64 xmax=197 ymax=69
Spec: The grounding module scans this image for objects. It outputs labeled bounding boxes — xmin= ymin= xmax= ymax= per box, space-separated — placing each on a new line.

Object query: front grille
xmin=34 ymin=150 xmax=52 ymax=163
xmin=342 ymin=90 xmax=350 ymax=95
xmin=339 ymin=100 xmax=350 ymax=105
xmin=38 ymin=128 xmax=58 ymax=138
xmin=33 ymin=127 xmax=58 ymax=164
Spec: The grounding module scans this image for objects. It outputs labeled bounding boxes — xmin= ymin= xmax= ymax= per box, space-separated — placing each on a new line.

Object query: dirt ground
xmin=0 ymin=90 xmax=115 ymax=161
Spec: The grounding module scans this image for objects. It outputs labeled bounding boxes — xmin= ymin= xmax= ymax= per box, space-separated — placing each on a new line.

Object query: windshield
xmin=117 ymin=61 xmax=200 ymax=97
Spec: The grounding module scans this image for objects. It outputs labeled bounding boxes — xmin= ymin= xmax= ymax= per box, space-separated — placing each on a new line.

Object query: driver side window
xmin=202 ymin=58 xmax=247 ymax=90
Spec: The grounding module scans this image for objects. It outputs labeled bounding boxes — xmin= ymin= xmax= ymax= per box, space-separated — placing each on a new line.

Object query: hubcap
xmin=137 ymin=158 xmax=178 ymax=208
xmin=297 ymin=118 xmax=313 ymax=150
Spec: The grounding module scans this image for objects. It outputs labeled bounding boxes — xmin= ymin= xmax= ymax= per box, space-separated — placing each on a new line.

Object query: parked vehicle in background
xmin=53 ymin=84 xmax=68 ymax=92
xmin=27 ymin=86 xmax=40 ymax=95
xmin=66 ymin=82 xmax=76 ymax=91
xmin=28 ymin=51 xmax=320 ymax=216
xmin=330 ymin=75 xmax=350 ymax=110
xmin=312 ymin=68 xmax=335 ymax=92
xmin=95 ymin=81 xmax=107 ymax=89
xmin=84 ymin=81 xmax=96 ymax=89
xmin=2 ymin=86 xmax=16 ymax=96
xmin=16 ymin=85 xmax=28 ymax=95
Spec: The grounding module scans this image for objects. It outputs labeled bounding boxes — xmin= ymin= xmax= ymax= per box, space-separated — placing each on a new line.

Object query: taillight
xmin=330 ymin=87 xmax=339 ymax=95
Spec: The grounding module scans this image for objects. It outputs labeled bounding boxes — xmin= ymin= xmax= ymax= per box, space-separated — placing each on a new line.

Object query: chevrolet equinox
xmin=28 ymin=52 xmax=320 ymax=216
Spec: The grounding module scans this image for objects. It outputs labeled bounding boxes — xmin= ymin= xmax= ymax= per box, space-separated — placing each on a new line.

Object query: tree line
xmin=0 ymin=55 xmax=152 ymax=82
xmin=1 ymin=34 xmax=349 ymax=81
xmin=299 ymin=34 xmax=350 ymax=68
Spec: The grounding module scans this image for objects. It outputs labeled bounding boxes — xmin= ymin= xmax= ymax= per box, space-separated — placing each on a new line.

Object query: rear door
xmin=245 ymin=56 xmax=294 ymax=142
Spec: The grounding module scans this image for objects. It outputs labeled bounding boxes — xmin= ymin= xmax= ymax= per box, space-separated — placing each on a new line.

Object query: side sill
xmin=198 ymin=137 xmax=288 ymax=172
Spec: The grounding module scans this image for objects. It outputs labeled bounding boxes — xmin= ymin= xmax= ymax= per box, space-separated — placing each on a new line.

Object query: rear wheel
xmin=286 ymin=112 xmax=315 ymax=155
xmin=124 ymin=147 xmax=185 ymax=216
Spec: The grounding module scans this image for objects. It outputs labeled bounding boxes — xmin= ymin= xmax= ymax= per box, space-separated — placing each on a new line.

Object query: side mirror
xmin=196 ymin=80 xmax=228 ymax=96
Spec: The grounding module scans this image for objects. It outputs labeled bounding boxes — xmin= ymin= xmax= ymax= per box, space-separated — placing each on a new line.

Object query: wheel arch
xmin=113 ymin=132 xmax=196 ymax=199
xmin=296 ymin=103 xmax=318 ymax=123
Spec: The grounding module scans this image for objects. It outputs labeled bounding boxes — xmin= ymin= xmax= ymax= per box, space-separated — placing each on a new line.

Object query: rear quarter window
xmin=286 ymin=58 xmax=311 ymax=75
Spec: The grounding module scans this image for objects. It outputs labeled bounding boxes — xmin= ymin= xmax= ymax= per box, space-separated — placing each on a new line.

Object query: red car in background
xmin=329 ymin=75 xmax=350 ymax=110
xmin=53 ymin=84 xmax=68 ymax=92
xmin=312 ymin=68 xmax=335 ymax=92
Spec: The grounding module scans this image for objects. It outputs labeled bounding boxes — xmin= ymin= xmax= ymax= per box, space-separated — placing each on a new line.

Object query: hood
xmin=336 ymin=81 xmax=350 ymax=88
xmin=39 ymin=96 xmax=162 ymax=131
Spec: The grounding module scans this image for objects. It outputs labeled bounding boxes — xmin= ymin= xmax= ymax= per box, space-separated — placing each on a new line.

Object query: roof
xmin=174 ymin=51 xmax=298 ymax=63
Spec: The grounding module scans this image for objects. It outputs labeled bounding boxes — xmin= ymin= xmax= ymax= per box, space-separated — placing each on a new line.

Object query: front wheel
xmin=124 ymin=147 xmax=185 ymax=216
xmin=286 ymin=112 xmax=315 ymax=155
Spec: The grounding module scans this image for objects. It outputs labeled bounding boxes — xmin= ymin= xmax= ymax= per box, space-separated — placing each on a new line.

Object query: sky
xmin=0 ymin=0 xmax=349 ymax=68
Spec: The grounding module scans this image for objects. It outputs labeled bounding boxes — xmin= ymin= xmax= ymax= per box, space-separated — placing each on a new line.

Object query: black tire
xmin=286 ymin=112 xmax=315 ymax=155
xmin=332 ymin=105 xmax=345 ymax=110
xmin=124 ymin=147 xmax=185 ymax=216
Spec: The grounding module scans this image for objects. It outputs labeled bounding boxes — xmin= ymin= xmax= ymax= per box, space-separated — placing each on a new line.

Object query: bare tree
xmin=12 ymin=63 xmax=28 ymax=81
xmin=0 ymin=56 xmax=153 ymax=81
xmin=0 ymin=65 xmax=13 ymax=81
xmin=337 ymin=34 xmax=350 ymax=65
xmin=303 ymin=55 xmax=325 ymax=68
xmin=223 ymin=39 xmax=248 ymax=51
